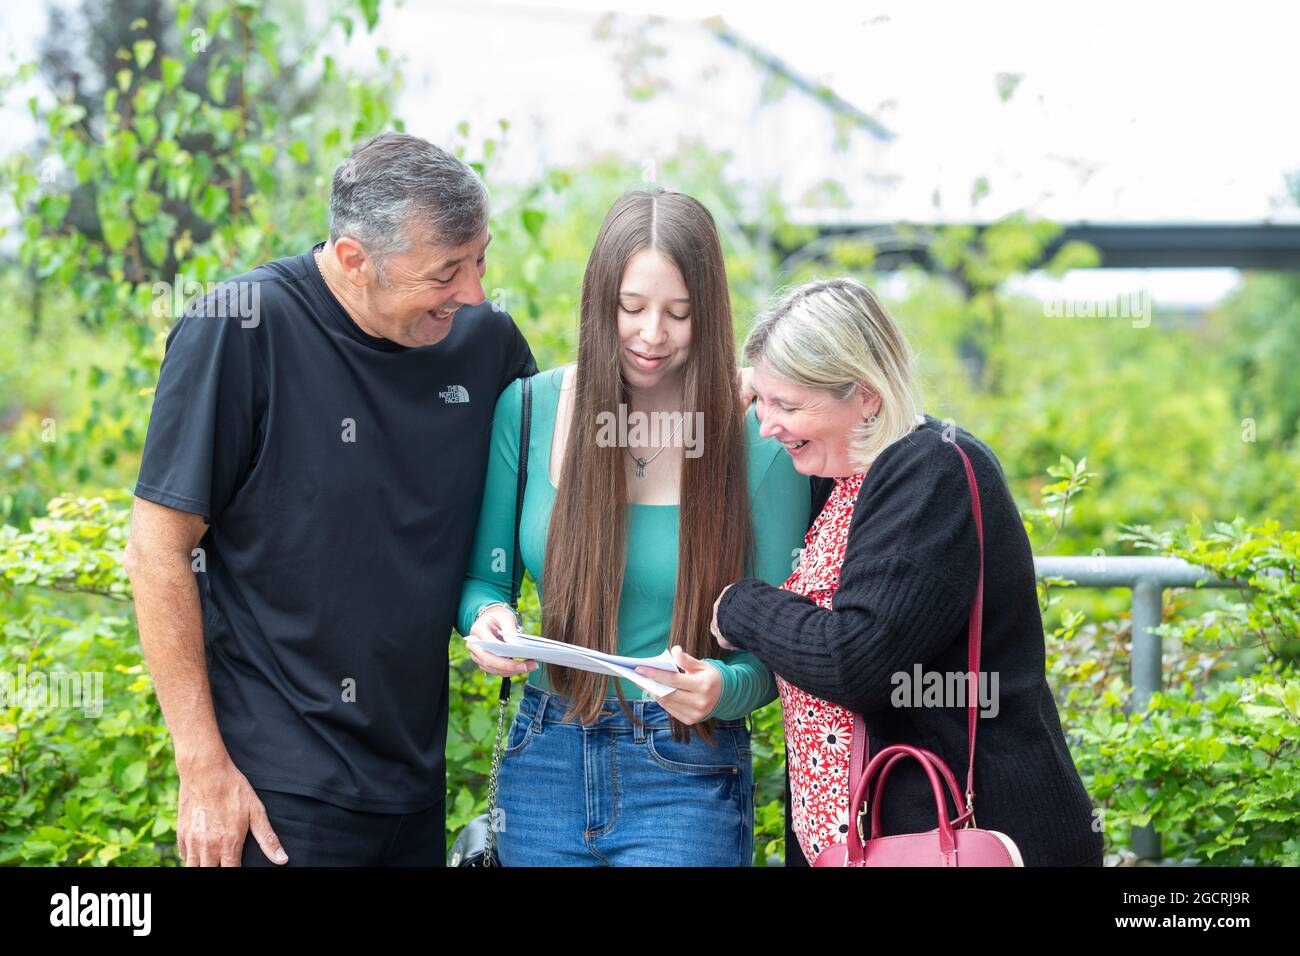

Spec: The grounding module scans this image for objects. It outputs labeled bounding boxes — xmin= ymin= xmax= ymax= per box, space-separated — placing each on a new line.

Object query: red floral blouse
xmin=777 ymin=472 xmax=866 ymax=862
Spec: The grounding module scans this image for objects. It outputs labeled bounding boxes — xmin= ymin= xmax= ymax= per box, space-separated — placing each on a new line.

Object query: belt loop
xmin=633 ymin=698 xmax=646 ymax=742
xmin=533 ymin=689 xmax=549 ymax=730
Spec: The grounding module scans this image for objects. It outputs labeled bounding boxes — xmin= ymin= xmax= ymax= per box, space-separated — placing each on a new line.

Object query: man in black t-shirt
xmin=124 ymin=133 xmax=536 ymax=866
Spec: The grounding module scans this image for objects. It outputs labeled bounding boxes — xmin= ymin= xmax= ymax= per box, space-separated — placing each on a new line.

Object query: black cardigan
xmin=718 ymin=415 xmax=1103 ymax=867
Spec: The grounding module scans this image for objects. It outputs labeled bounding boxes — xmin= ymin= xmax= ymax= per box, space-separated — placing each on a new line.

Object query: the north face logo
xmin=439 ymin=385 xmax=470 ymax=404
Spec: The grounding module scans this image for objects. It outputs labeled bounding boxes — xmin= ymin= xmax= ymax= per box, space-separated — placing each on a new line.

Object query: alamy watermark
xmin=1043 ymin=289 xmax=1151 ymax=329
xmin=0 ymin=666 xmax=104 ymax=718
xmin=151 ymin=275 xmax=261 ymax=328
xmin=49 ymin=886 xmax=150 ymax=936
xmin=890 ymin=665 xmax=1000 ymax=718
xmin=594 ymin=404 xmax=704 ymax=459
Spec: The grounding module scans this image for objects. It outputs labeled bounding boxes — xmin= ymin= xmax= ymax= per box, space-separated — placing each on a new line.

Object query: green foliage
xmin=0 ymin=494 xmax=132 ymax=600
xmin=1046 ymin=517 xmax=1300 ymax=863
xmin=8 ymin=0 xmax=401 ymax=331
xmin=749 ymin=698 xmax=787 ymax=865
xmin=0 ymin=497 xmax=172 ymax=865
xmin=1070 ymin=667 xmax=1300 ymax=865
xmin=1217 ymin=272 xmax=1300 ymax=445
xmin=1023 ymin=454 xmax=1097 ymax=549
xmin=1121 ymin=518 xmax=1300 ymax=668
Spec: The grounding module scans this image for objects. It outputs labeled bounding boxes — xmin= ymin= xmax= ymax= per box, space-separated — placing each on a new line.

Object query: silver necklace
xmin=626 ymin=415 xmax=684 ymax=478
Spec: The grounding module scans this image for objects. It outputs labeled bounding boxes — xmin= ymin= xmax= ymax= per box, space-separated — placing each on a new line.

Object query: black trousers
xmin=240 ymin=788 xmax=445 ymax=867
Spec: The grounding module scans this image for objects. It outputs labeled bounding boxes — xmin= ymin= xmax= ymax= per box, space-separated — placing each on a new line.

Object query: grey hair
xmin=743 ymin=278 xmax=923 ymax=471
xmin=328 ymin=132 xmax=489 ymax=284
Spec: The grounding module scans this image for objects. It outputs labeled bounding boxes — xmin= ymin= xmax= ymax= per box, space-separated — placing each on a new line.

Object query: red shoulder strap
xmin=847 ymin=435 xmax=985 ymax=819
xmin=950 ymin=438 xmax=984 ymax=814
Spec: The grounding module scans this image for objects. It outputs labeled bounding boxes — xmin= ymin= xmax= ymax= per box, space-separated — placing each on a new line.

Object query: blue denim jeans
xmin=496 ymin=683 xmax=755 ymax=866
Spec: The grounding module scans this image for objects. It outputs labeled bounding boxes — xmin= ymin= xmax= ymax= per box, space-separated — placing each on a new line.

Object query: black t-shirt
xmin=135 ymin=245 xmax=536 ymax=813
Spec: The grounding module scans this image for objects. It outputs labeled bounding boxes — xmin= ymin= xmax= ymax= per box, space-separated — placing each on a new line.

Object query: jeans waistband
xmin=514 ymin=680 xmax=746 ymax=731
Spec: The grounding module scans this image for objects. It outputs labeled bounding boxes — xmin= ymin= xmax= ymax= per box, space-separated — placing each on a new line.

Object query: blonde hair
xmin=743 ymin=278 xmax=922 ymax=470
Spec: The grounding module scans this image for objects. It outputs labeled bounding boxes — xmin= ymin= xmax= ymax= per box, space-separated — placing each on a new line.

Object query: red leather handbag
xmin=813 ymin=438 xmax=1024 ymax=867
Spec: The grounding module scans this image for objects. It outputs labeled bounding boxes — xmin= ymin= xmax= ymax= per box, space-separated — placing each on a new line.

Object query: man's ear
xmin=332 ymin=237 xmax=374 ymax=287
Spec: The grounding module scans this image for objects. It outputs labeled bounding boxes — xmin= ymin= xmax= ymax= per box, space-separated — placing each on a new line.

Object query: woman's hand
xmin=736 ymin=365 xmax=756 ymax=413
xmin=465 ymin=605 xmax=537 ymax=678
xmin=635 ymin=645 xmax=723 ymax=725
xmin=711 ymin=585 xmax=737 ymax=650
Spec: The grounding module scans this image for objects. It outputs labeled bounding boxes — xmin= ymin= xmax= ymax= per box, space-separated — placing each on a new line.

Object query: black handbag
xmin=449 ymin=374 xmax=531 ymax=867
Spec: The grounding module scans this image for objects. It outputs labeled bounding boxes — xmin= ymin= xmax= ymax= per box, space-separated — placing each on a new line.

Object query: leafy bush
xmin=0 ymin=495 xmax=176 ymax=865
xmin=1047 ymin=518 xmax=1300 ymax=864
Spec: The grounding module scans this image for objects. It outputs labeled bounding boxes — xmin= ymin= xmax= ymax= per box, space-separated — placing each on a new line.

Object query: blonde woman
xmin=711 ymin=278 xmax=1104 ymax=867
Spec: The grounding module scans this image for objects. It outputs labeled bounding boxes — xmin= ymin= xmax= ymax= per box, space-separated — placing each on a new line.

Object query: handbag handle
xmin=846 ymin=744 xmax=958 ymax=862
xmin=869 ymin=747 xmax=971 ymax=838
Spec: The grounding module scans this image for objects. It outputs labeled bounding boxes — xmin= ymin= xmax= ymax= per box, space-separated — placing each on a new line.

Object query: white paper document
xmin=467 ymin=631 xmax=682 ymax=697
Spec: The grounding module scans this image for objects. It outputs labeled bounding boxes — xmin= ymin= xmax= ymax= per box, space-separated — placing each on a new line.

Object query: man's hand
xmin=635 ymin=645 xmax=723 ymax=725
xmin=125 ymin=495 xmax=287 ymax=865
xmin=177 ymin=753 xmax=288 ymax=866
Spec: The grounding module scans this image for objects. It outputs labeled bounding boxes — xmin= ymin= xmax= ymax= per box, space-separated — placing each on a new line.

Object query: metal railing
xmin=1033 ymin=555 xmax=1236 ymax=862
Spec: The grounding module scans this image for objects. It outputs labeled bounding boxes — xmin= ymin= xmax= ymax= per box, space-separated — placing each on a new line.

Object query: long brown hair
xmin=543 ymin=188 xmax=754 ymax=743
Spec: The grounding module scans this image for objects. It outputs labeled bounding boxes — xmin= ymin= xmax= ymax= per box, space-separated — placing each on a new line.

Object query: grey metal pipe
xmin=1034 ymin=555 xmax=1233 ymax=590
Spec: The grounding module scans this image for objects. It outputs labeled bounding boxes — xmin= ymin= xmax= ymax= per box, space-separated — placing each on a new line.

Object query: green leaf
xmin=143 ymin=235 xmax=168 ymax=267
xmin=161 ymin=56 xmax=184 ymax=90
xmin=208 ymin=66 xmax=229 ymax=104
xmin=136 ymin=115 xmax=159 ymax=145
xmin=133 ymin=39 xmax=156 ymax=69
xmin=521 ymin=208 xmax=546 ymax=241
xmin=195 ymin=184 xmax=230 ymax=223
xmin=121 ymin=760 xmax=148 ymax=791
xmin=49 ymin=103 xmax=88 ymax=130
xmin=38 ymin=194 xmax=70 ymax=226
xmin=358 ymin=0 xmax=381 ymax=31
xmin=133 ymin=80 xmax=162 ymax=114
xmin=101 ymin=217 xmax=134 ymax=251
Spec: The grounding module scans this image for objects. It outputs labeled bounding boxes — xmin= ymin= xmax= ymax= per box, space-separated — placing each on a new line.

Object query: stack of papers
xmin=467 ymin=631 xmax=682 ymax=697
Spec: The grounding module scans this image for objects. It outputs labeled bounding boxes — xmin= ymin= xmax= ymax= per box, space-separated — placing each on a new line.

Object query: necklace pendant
xmin=634 ymin=458 xmax=648 ymax=478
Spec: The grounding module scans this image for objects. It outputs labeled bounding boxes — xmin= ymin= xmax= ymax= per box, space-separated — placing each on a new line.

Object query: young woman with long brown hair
xmin=456 ymin=188 xmax=809 ymax=865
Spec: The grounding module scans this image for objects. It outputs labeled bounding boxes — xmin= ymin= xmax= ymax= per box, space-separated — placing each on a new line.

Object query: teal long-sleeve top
xmin=456 ymin=365 xmax=811 ymax=720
